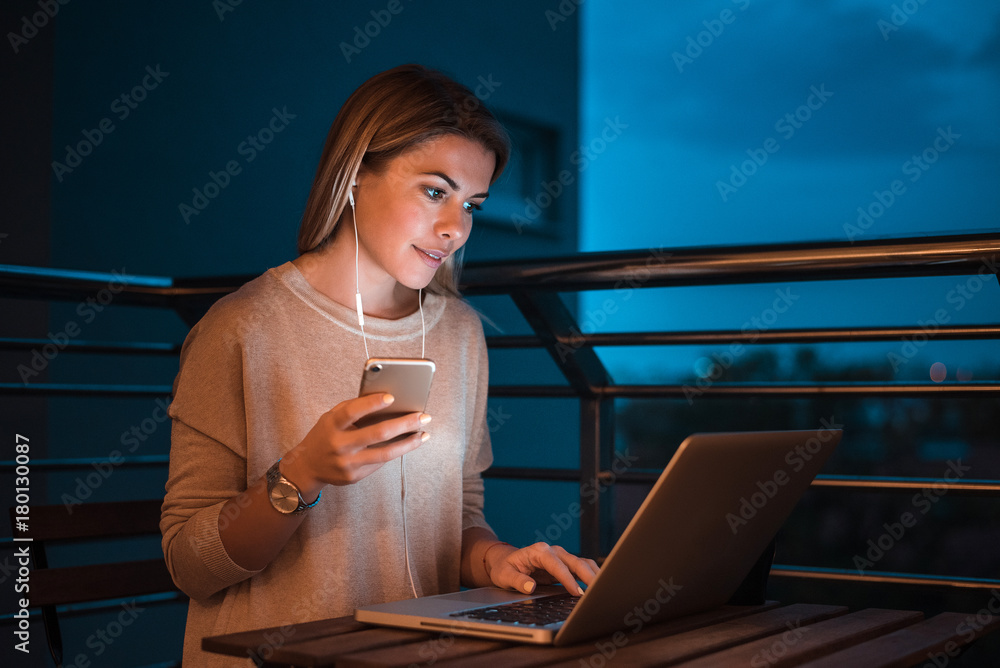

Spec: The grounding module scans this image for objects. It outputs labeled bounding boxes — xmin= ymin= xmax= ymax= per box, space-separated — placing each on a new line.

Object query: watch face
xmin=269 ymin=480 xmax=301 ymax=514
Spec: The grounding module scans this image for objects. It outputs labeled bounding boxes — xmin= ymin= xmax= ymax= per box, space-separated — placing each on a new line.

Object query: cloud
xmin=585 ymin=0 xmax=1000 ymax=157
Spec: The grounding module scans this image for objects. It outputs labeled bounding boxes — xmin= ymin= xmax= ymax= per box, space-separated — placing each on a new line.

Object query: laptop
xmin=355 ymin=428 xmax=841 ymax=645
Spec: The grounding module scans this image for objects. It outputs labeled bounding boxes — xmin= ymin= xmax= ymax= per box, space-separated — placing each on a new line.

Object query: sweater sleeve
xmin=160 ymin=309 xmax=262 ymax=600
xmin=461 ymin=318 xmax=494 ymax=533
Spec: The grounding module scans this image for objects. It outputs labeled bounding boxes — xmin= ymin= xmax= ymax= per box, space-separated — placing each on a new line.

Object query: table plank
xmin=270 ymin=627 xmax=445 ymax=666
xmin=202 ymin=616 xmax=366 ymax=660
xmin=430 ymin=602 xmax=781 ymax=668
xmin=338 ymin=636 xmax=509 ymax=667
xmin=675 ymin=608 xmax=923 ymax=667
xmin=201 ymin=602 xmax=1000 ymax=668
xmin=547 ymin=603 xmax=848 ymax=668
xmin=805 ymin=611 xmax=1000 ymax=668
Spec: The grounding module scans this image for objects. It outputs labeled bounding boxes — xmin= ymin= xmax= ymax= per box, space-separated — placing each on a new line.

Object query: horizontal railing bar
xmin=0 ymin=455 xmax=170 ymax=472
xmin=561 ymin=325 xmax=1000 ymax=346
xmin=3 ymin=233 xmax=998 ymax=306
xmin=810 ymin=475 xmax=1000 ymax=494
xmin=617 ymin=472 xmax=1000 ymax=495
xmin=605 ymin=382 xmax=1000 ymax=398
xmin=487 ymin=383 xmax=1000 ymax=398
xmin=488 ymin=385 xmax=579 ymax=397
xmin=484 ymin=335 xmax=546 ymax=348
xmin=480 ymin=468 xmax=1000 ymax=495
xmin=0 ymin=264 xmax=172 ymax=287
xmin=770 ymin=565 xmax=1000 ymax=590
xmin=0 ymin=383 xmax=172 ymax=397
xmin=0 ymin=263 xmax=248 ymax=308
xmin=461 ymin=232 xmax=1000 ymax=293
xmin=485 ymin=325 xmax=1000 ymax=349
xmin=2 ymin=329 xmax=990 ymax=375
xmin=7 ymin=328 xmax=992 ymax=357
xmin=0 ymin=592 xmax=184 ymax=623
xmin=2 ymin=461 xmax=994 ymax=496
xmin=483 ymin=467 xmax=582 ymax=481
xmin=0 ymin=337 xmax=181 ymax=355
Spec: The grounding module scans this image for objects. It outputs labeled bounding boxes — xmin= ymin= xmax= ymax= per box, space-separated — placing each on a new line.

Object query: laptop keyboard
xmin=450 ymin=593 xmax=579 ymax=627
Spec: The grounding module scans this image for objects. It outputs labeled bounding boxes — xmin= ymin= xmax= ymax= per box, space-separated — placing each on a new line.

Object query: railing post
xmin=508 ymin=290 xmax=615 ymax=559
xmin=579 ymin=396 xmax=614 ymax=559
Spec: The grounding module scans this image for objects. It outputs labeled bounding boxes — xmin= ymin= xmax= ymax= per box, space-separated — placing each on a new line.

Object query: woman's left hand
xmin=484 ymin=542 xmax=600 ymax=596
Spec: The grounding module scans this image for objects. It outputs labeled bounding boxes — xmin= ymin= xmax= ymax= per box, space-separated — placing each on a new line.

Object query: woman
xmin=161 ymin=64 xmax=598 ymax=665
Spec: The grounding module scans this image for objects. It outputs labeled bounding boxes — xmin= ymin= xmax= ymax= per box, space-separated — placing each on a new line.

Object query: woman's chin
xmin=396 ymin=274 xmax=435 ymax=293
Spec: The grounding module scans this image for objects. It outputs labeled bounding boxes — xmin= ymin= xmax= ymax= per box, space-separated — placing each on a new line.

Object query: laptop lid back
xmin=554 ymin=428 xmax=840 ymax=645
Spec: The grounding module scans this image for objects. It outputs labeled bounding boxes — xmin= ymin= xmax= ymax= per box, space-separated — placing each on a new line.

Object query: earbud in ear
xmin=348 ymin=181 xmax=356 ymax=207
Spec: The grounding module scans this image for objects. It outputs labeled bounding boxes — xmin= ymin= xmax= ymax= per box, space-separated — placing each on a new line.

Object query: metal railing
xmin=3 ymin=230 xmax=1000 ymax=592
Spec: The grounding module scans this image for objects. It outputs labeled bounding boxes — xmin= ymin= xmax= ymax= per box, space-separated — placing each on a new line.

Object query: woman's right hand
xmin=280 ymin=393 xmax=430 ymax=496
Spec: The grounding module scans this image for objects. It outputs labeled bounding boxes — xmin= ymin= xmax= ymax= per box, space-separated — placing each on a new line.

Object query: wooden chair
xmin=9 ymin=499 xmax=184 ymax=666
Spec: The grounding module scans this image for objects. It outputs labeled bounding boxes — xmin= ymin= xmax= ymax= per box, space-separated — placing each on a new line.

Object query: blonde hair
xmin=297 ymin=64 xmax=510 ymax=297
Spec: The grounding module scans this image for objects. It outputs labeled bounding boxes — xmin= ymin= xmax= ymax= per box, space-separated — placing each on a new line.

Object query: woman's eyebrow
xmin=422 ymin=171 xmax=489 ymax=199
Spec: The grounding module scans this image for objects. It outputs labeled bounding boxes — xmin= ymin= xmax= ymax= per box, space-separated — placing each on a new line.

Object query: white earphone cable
xmin=351 ymin=182 xmax=424 ymax=599
xmin=352 ymin=188 xmax=426 ymax=361
xmin=418 ymin=288 xmax=425 ymax=359
xmin=401 ymin=456 xmax=419 ymax=598
xmin=351 ymin=191 xmax=371 ymax=361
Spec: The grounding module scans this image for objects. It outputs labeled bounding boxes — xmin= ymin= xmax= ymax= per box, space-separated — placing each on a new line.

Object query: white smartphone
xmin=355 ymin=358 xmax=436 ymax=429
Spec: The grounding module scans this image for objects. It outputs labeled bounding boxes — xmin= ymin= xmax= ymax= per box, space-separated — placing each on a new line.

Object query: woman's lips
xmin=414 ymin=245 xmax=447 ymax=269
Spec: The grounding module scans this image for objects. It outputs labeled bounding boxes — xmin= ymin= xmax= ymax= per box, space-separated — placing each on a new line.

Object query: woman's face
xmin=352 ymin=134 xmax=496 ymax=291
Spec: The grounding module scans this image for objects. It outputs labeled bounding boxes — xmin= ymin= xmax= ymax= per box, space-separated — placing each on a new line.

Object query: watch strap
xmin=266 ymin=459 xmax=321 ymax=514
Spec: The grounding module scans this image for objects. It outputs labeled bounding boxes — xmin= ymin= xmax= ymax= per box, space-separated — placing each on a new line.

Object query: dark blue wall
xmin=5 ymin=2 xmax=584 ymax=664
xmin=49 ymin=1 xmax=580 ymax=276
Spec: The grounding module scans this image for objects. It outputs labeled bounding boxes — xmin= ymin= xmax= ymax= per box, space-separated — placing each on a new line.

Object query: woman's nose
xmin=436 ymin=205 xmax=468 ymax=241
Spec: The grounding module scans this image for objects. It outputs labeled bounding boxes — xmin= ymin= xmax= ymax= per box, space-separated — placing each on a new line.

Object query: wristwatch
xmin=266 ymin=460 xmax=321 ymax=515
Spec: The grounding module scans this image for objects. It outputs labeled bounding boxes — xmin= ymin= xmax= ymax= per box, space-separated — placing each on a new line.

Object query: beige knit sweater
xmin=160 ymin=262 xmax=493 ymax=666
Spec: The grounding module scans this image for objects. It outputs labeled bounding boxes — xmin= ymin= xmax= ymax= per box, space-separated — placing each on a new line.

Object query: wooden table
xmin=203 ymin=601 xmax=999 ymax=667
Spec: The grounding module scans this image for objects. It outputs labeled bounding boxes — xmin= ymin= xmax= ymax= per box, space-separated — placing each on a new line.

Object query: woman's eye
xmin=463 ymin=201 xmax=482 ymax=214
xmin=425 ymin=187 xmax=445 ymax=200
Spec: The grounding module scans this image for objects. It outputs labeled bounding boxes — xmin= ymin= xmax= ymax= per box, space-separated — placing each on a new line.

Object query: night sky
xmin=578 ymin=0 xmax=1000 ymax=382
